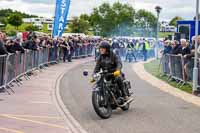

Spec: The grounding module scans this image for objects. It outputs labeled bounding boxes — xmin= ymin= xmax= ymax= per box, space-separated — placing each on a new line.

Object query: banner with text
xmin=53 ymin=0 xmax=70 ymax=37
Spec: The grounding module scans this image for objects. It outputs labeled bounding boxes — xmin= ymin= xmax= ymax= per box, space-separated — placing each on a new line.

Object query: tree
xmin=7 ymin=14 xmax=23 ymax=29
xmin=135 ymin=9 xmax=157 ymax=28
xmin=68 ymin=16 xmax=90 ymax=34
xmin=68 ymin=2 xmax=157 ymax=37
xmin=25 ymin=25 xmax=39 ymax=31
xmin=89 ymin=2 xmax=136 ymax=36
xmin=169 ymin=16 xmax=183 ymax=26
xmin=0 ymin=9 xmax=38 ymax=26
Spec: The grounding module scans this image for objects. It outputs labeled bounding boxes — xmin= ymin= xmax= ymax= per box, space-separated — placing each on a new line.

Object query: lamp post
xmin=155 ymin=6 xmax=162 ymax=59
xmin=193 ymin=0 xmax=199 ymax=94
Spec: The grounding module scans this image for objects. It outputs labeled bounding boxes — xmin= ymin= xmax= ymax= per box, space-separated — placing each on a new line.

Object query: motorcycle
xmin=125 ymin=48 xmax=137 ymax=63
xmin=83 ymin=70 xmax=133 ymax=119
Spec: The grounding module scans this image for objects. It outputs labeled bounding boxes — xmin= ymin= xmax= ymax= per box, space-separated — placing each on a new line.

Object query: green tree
xmin=135 ymin=9 xmax=157 ymax=28
xmin=89 ymin=2 xmax=135 ymax=36
xmin=25 ymin=25 xmax=39 ymax=31
xmin=0 ymin=9 xmax=38 ymax=26
xmin=7 ymin=14 xmax=23 ymax=29
xmin=68 ymin=16 xmax=90 ymax=34
xmin=169 ymin=16 xmax=183 ymax=26
xmin=68 ymin=2 xmax=157 ymax=37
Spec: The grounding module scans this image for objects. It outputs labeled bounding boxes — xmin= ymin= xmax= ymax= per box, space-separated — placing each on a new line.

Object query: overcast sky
xmin=0 ymin=0 xmax=197 ymax=21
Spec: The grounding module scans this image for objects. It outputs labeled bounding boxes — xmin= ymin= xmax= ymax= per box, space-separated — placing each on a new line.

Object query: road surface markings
xmin=0 ymin=127 xmax=25 ymax=133
xmin=30 ymin=101 xmax=53 ymax=104
xmin=0 ymin=114 xmax=66 ymax=129
xmin=1 ymin=114 xmax=61 ymax=119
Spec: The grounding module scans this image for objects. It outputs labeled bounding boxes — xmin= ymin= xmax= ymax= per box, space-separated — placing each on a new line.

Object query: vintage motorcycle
xmin=83 ymin=70 xmax=133 ymax=119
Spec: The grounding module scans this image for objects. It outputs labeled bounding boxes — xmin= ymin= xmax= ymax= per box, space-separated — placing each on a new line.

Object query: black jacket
xmin=23 ymin=40 xmax=38 ymax=51
xmin=171 ymin=44 xmax=182 ymax=55
xmin=112 ymin=42 xmax=120 ymax=49
xmin=13 ymin=42 xmax=25 ymax=53
xmin=5 ymin=45 xmax=16 ymax=53
xmin=0 ymin=41 xmax=8 ymax=55
xmin=181 ymin=46 xmax=191 ymax=56
xmin=94 ymin=51 xmax=122 ymax=73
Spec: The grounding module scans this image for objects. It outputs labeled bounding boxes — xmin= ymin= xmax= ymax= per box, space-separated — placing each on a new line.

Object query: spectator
xmin=67 ymin=38 xmax=74 ymax=62
xmin=171 ymin=40 xmax=181 ymax=55
xmin=178 ymin=39 xmax=191 ymax=81
xmin=0 ymin=32 xmax=8 ymax=55
xmin=162 ymin=40 xmax=172 ymax=55
xmin=60 ymin=38 xmax=70 ymax=62
xmin=5 ymin=40 xmax=16 ymax=53
xmin=13 ymin=39 xmax=25 ymax=53
xmin=179 ymin=39 xmax=191 ymax=56
xmin=23 ymin=36 xmax=39 ymax=51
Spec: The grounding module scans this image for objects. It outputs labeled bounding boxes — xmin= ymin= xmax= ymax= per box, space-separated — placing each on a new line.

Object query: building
xmin=47 ymin=17 xmax=73 ymax=31
xmin=23 ymin=17 xmax=53 ymax=24
xmin=160 ymin=21 xmax=176 ymax=32
xmin=23 ymin=17 xmax=73 ymax=31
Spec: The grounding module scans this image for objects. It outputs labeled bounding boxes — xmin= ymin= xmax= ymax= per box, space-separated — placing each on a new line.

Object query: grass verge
xmin=144 ymin=59 xmax=192 ymax=94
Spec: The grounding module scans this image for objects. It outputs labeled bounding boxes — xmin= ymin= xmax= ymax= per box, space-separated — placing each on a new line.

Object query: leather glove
xmin=113 ymin=70 xmax=121 ymax=77
xmin=90 ymin=77 xmax=95 ymax=83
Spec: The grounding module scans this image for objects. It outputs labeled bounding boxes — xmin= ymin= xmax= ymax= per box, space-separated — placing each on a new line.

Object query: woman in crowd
xmin=171 ymin=40 xmax=181 ymax=55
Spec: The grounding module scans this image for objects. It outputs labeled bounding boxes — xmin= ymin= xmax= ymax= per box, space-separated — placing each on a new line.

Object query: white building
xmin=23 ymin=17 xmax=73 ymax=31
xmin=160 ymin=21 xmax=176 ymax=32
xmin=23 ymin=17 xmax=53 ymax=24
xmin=47 ymin=17 xmax=73 ymax=31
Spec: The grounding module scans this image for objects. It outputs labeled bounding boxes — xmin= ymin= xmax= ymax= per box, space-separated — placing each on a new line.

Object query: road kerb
xmin=132 ymin=61 xmax=200 ymax=107
xmin=53 ymin=59 xmax=91 ymax=133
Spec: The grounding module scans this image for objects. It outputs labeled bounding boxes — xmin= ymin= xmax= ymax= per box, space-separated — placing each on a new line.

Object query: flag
xmin=53 ymin=0 xmax=70 ymax=37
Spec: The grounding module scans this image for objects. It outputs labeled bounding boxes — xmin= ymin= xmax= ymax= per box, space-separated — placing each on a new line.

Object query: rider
xmin=93 ymin=41 xmax=132 ymax=101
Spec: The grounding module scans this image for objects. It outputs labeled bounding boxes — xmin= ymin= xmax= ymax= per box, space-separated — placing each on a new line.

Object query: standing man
xmin=68 ymin=38 xmax=74 ymax=62
xmin=125 ymin=40 xmax=137 ymax=62
xmin=60 ymin=37 xmax=70 ymax=63
xmin=112 ymin=39 xmax=120 ymax=57
xmin=139 ymin=38 xmax=148 ymax=61
xmin=0 ymin=32 xmax=8 ymax=55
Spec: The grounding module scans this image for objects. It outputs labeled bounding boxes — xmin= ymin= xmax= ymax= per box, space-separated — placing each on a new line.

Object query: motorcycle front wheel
xmin=92 ymin=91 xmax=112 ymax=119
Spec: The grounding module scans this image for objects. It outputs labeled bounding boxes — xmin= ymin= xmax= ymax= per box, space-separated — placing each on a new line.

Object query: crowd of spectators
xmin=0 ymin=31 xmax=97 ymax=62
xmin=161 ymin=36 xmax=200 ymax=80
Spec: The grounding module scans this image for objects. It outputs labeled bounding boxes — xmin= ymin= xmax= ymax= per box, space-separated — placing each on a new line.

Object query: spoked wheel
xmin=92 ymin=91 xmax=112 ymax=119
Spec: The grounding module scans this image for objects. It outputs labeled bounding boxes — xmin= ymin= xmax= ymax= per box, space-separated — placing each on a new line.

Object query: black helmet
xmin=99 ymin=41 xmax=111 ymax=52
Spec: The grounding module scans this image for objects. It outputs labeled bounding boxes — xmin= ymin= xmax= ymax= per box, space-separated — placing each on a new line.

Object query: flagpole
xmin=51 ymin=0 xmax=58 ymax=38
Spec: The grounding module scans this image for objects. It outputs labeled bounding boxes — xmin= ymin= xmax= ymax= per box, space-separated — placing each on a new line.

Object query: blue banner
xmin=53 ymin=0 xmax=70 ymax=37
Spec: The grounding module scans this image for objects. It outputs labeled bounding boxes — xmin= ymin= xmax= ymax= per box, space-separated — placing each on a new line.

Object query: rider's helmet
xmin=99 ymin=41 xmax=111 ymax=53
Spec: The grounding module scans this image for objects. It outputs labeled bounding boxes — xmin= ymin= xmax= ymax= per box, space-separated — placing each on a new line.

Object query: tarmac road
xmin=60 ymin=62 xmax=200 ymax=133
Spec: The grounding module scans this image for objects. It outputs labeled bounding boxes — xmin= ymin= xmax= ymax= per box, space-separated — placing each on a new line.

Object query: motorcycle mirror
xmin=83 ymin=70 xmax=89 ymax=76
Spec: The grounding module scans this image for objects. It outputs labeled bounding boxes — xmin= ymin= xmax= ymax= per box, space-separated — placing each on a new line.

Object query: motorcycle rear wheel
xmin=92 ymin=91 xmax=112 ymax=119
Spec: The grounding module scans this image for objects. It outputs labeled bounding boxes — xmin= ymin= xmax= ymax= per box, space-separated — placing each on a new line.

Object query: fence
xmin=161 ymin=54 xmax=200 ymax=87
xmin=0 ymin=45 xmax=94 ymax=94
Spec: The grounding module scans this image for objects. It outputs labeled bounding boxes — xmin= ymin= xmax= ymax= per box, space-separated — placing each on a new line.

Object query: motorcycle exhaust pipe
xmin=110 ymin=92 xmax=133 ymax=107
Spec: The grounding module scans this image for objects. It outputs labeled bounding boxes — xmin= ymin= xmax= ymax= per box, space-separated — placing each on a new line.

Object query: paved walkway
xmin=0 ymin=58 xmax=92 ymax=133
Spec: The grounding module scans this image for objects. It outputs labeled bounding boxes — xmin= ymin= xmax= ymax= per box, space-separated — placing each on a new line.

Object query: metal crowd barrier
xmin=72 ymin=44 xmax=94 ymax=59
xmin=161 ymin=54 xmax=198 ymax=87
xmin=0 ymin=45 xmax=94 ymax=94
xmin=161 ymin=54 xmax=170 ymax=76
xmin=0 ymin=55 xmax=6 ymax=88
